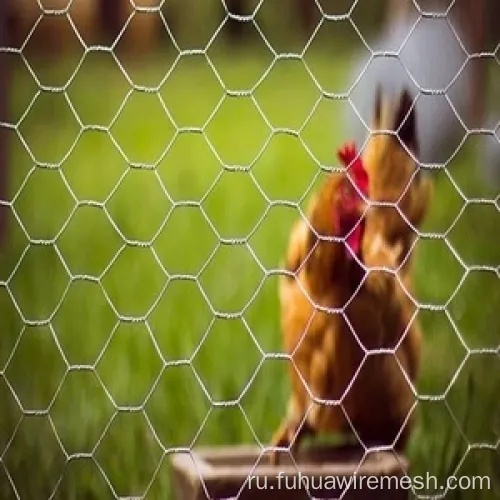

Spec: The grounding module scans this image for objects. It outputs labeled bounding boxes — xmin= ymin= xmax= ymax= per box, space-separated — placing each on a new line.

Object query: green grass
xmin=0 ymin=44 xmax=499 ymax=500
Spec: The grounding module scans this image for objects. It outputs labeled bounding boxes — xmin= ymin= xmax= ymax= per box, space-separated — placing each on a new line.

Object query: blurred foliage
xmin=9 ymin=0 xmax=388 ymax=57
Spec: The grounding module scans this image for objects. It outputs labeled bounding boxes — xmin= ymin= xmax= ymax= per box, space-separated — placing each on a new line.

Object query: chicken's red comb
xmin=337 ymin=141 xmax=369 ymax=195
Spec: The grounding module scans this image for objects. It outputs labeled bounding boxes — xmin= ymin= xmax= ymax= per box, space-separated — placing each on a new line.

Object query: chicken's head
xmin=334 ymin=141 xmax=369 ymax=259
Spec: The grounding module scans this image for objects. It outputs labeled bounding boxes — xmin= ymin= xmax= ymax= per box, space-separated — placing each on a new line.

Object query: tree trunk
xmin=98 ymin=0 xmax=125 ymax=45
xmin=225 ymin=0 xmax=248 ymax=41
xmin=0 ymin=0 xmax=11 ymax=245
xmin=298 ymin=0 xmax=317 ymax=34
xmin=463 ymin=0 xmax=487 ymax=128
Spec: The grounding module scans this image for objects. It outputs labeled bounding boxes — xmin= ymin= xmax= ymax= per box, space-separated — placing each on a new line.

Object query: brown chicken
xmin=269 ymin=88 xmax=433 ymax=465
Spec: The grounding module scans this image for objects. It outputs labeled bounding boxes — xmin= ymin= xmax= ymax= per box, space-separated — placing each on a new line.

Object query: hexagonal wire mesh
xmin=0 ymin=0 xmax=499 ymax=499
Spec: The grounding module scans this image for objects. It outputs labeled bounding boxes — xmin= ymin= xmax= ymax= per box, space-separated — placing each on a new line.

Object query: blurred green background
xmin=0 ymin=1 xmax=499 ymax=499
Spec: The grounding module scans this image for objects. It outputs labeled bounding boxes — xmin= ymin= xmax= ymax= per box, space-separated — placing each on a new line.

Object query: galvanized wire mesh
xmin=0 ymin=0 xmax=498 ymax=499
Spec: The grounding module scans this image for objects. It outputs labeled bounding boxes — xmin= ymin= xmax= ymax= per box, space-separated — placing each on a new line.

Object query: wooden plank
xmin=170 ymin=444 xmax=410 ymax=499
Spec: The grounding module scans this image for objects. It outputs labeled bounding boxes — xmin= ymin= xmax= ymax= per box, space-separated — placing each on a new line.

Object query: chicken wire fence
xmin=0 ymin=0 xmax=499 ymax=499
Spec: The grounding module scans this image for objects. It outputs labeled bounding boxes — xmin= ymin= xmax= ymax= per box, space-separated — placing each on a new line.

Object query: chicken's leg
xmin=270 ymin=400 xmax=314 ymax=465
